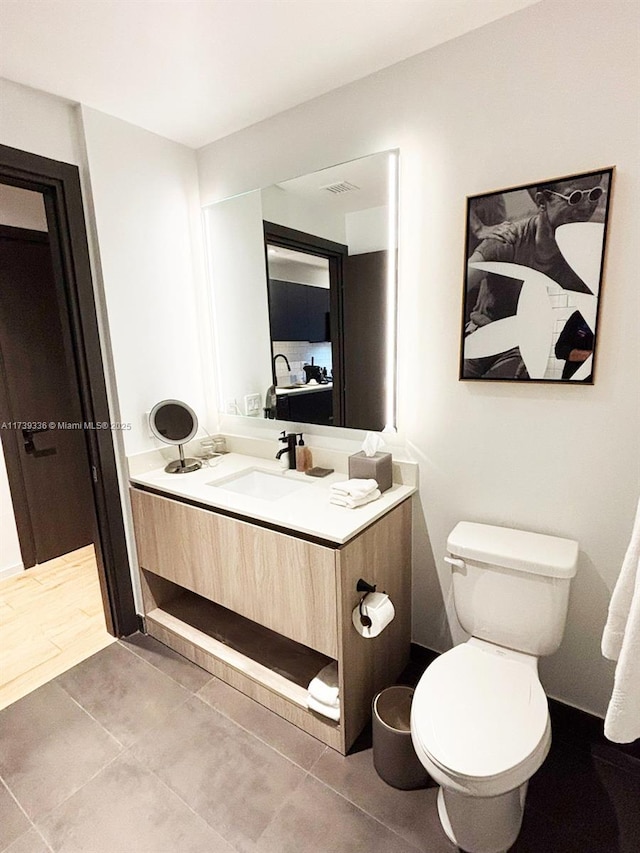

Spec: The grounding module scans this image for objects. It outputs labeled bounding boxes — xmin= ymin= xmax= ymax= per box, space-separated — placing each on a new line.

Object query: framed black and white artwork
xmin=460 ymin=167 xmax=613 ymax=382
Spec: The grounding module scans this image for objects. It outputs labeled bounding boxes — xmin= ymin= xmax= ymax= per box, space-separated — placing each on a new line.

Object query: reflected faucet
xmin=266 ymin=354 xmax=292 ymax=418
xmin=272 ymin=353 xmax=291 ymax=376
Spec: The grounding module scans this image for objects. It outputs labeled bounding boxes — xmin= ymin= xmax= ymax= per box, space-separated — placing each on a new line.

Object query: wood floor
xmin=0 ymin=544 xmax=115 ymax=710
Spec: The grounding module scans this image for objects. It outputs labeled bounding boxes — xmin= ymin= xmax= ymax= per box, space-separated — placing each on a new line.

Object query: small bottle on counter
xmin=296 ymin=434 xmax=312 ymax=472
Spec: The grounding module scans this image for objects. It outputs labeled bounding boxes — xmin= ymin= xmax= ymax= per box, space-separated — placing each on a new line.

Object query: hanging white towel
xmin=308 ymin=694 xmax=340 ymax=722
xmin=330 ymin=489 xmax=381 ymax=509
xmin=330 ymin=478 xmax=378 ymax=499
xmin=602 ymin=495 xmax=640 ymax=743
xmin=308 ymin=662 xmax=339 ymax=707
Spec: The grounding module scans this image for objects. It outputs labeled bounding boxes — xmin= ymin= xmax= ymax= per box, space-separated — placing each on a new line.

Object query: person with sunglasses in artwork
xmin=463 ymin=174 xmax=606 ymax=379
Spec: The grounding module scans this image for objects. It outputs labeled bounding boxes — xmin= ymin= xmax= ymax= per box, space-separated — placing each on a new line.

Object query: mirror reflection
xmin=266 ymin=246 xmax=333 ymax=425
xmin=204 ymin=150 xmax=398 ymax=431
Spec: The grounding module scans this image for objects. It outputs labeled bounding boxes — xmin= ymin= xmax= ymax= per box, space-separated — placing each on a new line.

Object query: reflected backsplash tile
xmin=273 ymin=340 xmax=332 ymax=384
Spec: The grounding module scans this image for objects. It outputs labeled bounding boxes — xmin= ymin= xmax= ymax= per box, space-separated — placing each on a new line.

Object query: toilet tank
xmin=447 ymin=522 xmax=579 ymax=657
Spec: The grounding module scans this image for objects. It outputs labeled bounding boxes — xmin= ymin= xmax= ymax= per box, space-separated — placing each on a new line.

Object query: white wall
xmin=0 ymin=447 xmax=22 ymax=578
xmin=0 ymin=185 xmax=47 ymax=231
xmin=268 ymin=258 xmax=329 ymax=287
xmin=0 ymin=78 xmax=82 ymax=166
xmin=197 ymin=0 xmax=640 ymax=718
xmin=345 ymin=205 xmax=387 ymax=255
xmin=80 ymin=107 xmax=213 ymax=452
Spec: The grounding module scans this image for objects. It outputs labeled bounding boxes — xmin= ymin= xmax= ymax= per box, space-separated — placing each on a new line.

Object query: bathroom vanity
xmin=129 ymin=451 xmax=414 ymax=754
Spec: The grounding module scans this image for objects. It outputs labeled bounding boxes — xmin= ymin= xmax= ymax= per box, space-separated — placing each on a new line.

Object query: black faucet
xmin=276 ymin=430 xmax=297 ymax=469
xmin=272 ymin=353 xmax=291 ymax=378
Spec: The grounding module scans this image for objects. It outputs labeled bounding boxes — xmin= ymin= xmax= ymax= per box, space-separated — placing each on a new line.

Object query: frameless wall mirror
xmin=149 ymin=399 xmax=202 ymax=473
xmin=203 ymin=150 xmax=399 ymax=431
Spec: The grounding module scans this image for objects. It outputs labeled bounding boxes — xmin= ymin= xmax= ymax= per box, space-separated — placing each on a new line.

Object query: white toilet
xmin=411 ymin=521 xmax=578 ymax=853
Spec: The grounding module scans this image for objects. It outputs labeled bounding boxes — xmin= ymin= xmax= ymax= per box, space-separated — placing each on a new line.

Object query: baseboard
xmin=0 ymin=562 xmax=24 ymax=581
xmin=547 ymin=696 xmax=640 ymax=774
xmin=409 ymin=642 xmax=440 ymax=669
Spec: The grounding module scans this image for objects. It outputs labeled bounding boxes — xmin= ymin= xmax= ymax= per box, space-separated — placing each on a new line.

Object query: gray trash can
xmin=372 ymin=685 xmax=430 ymax=790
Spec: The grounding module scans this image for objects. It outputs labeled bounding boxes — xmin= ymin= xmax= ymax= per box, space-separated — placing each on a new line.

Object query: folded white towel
xmin=308 ymin=694 xmax=340 ymax=722
xmin=602 ymin=495 xmax=640 ymax=743
xmin=330 ymin=478 xmax=378 ymax=499
xmin=330 ymin=489 xmax=381 ymax=509
xmin=308 ymin=662 xmax=339 ymax=707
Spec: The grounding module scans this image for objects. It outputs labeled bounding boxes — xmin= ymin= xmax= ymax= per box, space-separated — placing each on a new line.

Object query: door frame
xmin=0 ymin=143 xmax=137 ymax=636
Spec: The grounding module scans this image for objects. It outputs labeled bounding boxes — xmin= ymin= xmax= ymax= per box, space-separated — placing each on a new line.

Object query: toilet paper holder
xmin=353 ymin=578 xmax=395 ymax=638
xmin=356 ymin=578 xmax=378 ymax=628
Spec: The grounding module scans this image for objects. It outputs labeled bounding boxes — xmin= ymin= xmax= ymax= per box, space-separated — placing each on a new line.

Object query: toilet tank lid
xmin=447 ymin=522 xmax=578 ymax=578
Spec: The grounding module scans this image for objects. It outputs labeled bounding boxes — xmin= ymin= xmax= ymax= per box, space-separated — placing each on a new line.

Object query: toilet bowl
xmin=410 ymin=521 xmax=578 ymax=853
xmin=411 ymin=639 xmax=551 ymax=853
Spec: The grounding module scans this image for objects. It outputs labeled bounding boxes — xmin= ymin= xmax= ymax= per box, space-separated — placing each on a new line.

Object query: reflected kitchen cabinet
xmin=308 ymin=285 xmax=331 ymax=342
xmin=276 ymin=386 xmax=333 ymax=425
xmin=267 ymin=279 xmax=330 ymax=342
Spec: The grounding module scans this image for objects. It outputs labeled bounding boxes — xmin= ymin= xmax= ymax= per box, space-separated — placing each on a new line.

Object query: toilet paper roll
xmin=352 ymin=592 xmax=395 ymax=638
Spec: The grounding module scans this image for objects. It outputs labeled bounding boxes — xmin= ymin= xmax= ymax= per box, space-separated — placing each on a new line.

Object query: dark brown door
xmin=343 ymin=250 xmax=388 ymax=431
xmin=0 ymin=224 xmax=95 ymax=567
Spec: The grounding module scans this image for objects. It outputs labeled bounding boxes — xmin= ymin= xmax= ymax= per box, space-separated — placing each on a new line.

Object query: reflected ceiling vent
xmin=320 ymin=180 xmax=360 ymax=194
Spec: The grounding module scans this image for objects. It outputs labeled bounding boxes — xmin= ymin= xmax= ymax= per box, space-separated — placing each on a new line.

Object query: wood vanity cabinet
xmin=130 ymin=487 xmax=411 ymax=754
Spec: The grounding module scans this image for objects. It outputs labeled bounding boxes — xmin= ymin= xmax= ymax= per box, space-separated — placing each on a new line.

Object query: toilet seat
xmin=411 ymin=643 xmax=550 ymax=793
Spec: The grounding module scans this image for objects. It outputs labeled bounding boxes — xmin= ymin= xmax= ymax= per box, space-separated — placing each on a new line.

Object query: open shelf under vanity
xmin=143 ymin=570 xmax=341 ymax=746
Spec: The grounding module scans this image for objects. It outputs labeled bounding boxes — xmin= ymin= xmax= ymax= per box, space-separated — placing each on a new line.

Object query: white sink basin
xmin=208 ymin=468 xmax=307 ymax=501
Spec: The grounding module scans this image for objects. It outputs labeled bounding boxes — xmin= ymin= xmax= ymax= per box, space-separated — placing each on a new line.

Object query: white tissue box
xmin=348 ymin=451 xmax=392 ymax=492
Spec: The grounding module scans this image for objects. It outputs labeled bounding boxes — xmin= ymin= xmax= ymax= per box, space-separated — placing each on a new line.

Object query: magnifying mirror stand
xmin=165 ymin=443 xmax=202 ymax=475
xmin=149 ymin=399 xmax=203 ymax=474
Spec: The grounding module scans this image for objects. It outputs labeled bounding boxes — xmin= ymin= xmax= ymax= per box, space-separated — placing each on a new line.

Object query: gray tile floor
xmin=1 ymin=635 xmax=638 ymax=853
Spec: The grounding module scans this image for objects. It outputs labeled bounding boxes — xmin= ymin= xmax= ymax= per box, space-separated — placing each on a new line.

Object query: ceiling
xmin=274 ymin=150 xmax=389 ymax=213
xmin=0 ymin=0 xmax=539 ymax=149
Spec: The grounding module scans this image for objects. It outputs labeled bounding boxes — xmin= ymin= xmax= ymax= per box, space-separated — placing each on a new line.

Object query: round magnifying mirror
xmin=149 ymin=399 xmax=202 ymax=474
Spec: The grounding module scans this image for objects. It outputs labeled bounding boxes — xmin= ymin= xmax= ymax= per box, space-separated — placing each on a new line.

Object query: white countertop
xmin=275 ymin=382 xmax=332 ymax=397
xmin=129 ymin=451 xmax=415 ymax=545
